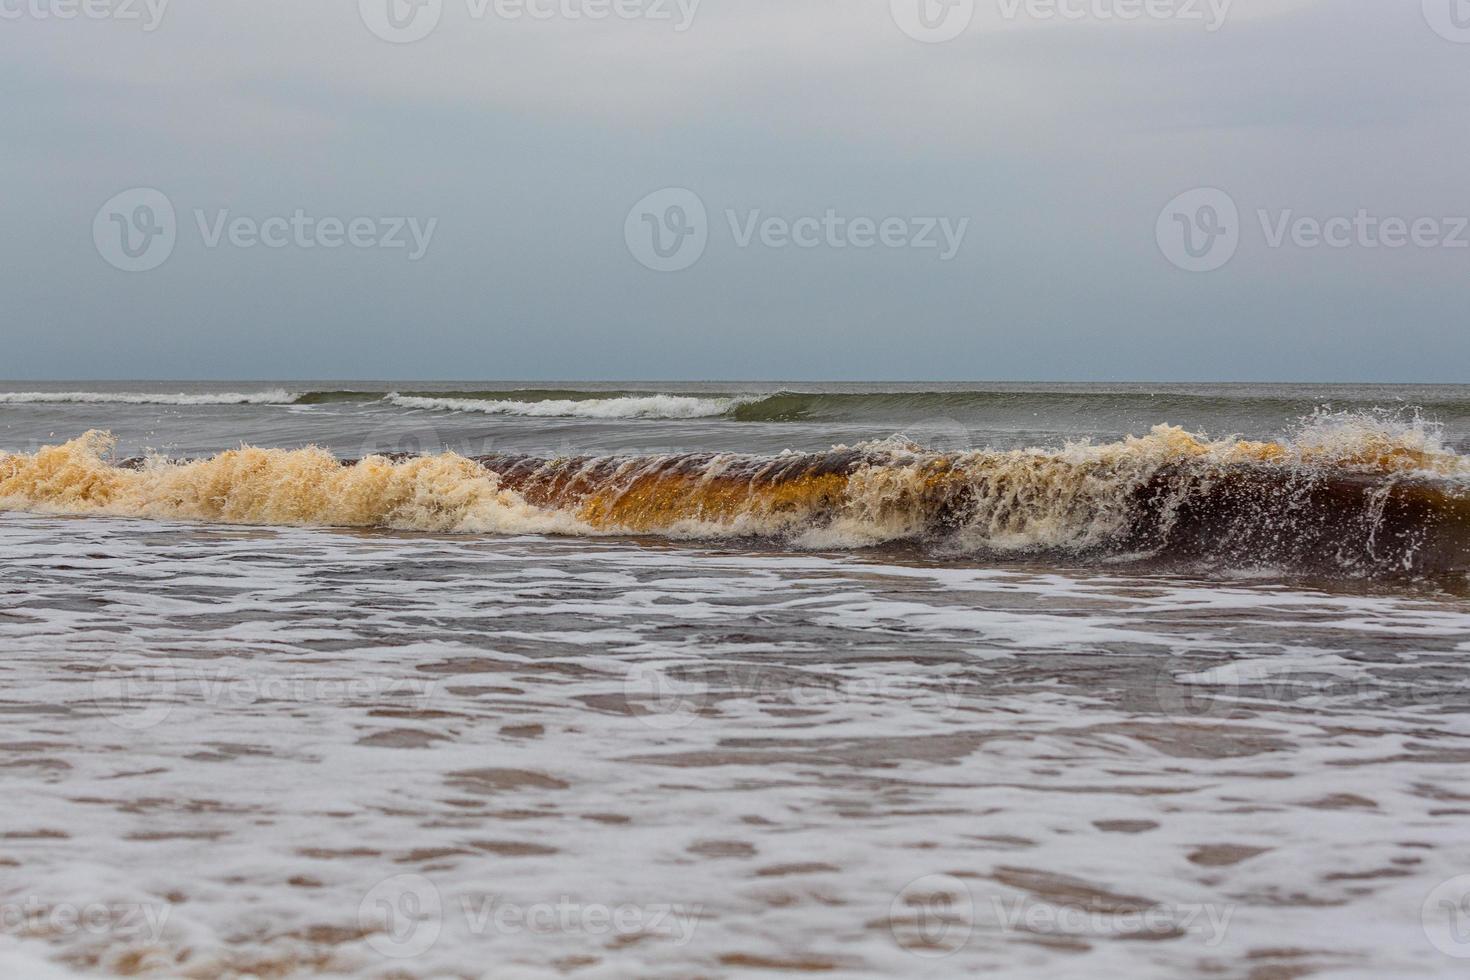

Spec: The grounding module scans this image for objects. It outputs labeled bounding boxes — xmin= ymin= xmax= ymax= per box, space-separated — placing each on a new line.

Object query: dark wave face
xmin=730 ymin=390 xmax=1470 ymax=424
xmin=470 ymin=444 xmax=1469 ymax=578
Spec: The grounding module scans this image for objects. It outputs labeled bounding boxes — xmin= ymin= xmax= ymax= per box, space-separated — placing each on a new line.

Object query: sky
xmin=2 ymin=0 xmax=1468 ymax=381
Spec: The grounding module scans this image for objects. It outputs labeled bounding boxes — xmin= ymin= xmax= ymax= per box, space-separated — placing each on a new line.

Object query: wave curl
xmin=2 ymin=418 xmax=1465 ymax=577
xmin=383 ymin=392 xmax=748 ymax=419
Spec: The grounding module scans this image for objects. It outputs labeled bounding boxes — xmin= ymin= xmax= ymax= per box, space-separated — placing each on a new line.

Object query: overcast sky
xmin=3 ymin=0 xmax=1467 ymax=381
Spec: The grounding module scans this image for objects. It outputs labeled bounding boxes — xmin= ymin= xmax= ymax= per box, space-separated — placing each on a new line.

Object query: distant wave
xmin=0 ymin=390 xmax=300 ymax=406
xmin=726 ymin=391 xmax=1470 ymax=423
xmin=369 ymin=388 xmax=1470 ymax=424
xmin=8 ymin=389 xmax=1469 ymax=430
xmin=3 ymin=415 xmax=1466 ymax=577
xmin=384 ymin=392 xmax=749 ymax=420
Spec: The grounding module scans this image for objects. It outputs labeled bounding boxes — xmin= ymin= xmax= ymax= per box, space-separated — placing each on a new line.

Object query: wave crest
xmin=384 ymin=392 xmax=748 ymax=420
xmin=0 ymin=432 xmax=572 ymax=535
xmin=1 ymin=420 xmax=1465 ymax=576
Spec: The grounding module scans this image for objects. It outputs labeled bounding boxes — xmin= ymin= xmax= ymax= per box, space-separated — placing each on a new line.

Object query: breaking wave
xmin=0 ymin=431 xmax=569 ymax=536
xmin=1 ymin=416 xmax=1466 ymax=577
xmin=0 ymin=390 xmax=301 ymax=406
xmin=383 ymin=392 xmax=747 ymax=419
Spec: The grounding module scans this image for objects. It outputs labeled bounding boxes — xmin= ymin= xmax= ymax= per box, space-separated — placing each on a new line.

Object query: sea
xmin=0 ymin=381 xmax=1468 ymax=978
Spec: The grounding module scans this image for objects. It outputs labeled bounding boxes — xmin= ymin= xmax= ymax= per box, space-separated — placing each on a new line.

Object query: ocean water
xmin=0 ymin=382 xmax=1468 ymax=978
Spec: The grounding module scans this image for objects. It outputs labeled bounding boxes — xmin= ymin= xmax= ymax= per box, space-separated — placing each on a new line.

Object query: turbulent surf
xmin=2 ymin=419 xmax=1465 ymax=577
xmin=4 ymin=383 xmax=1470 ymax=977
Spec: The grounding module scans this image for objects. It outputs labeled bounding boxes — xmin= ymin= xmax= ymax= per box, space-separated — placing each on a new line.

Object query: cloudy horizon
xmin=4 ymin=0 xmax=1468 ymax=382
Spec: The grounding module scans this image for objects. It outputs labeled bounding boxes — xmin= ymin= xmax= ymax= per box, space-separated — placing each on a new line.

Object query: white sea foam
xmin=0 ymin=390 xmax=300 ymax=406
xmin=2 ymin=516 xmax=1467 ymax=978
xmin=384 ymin=392 xmax=747 ymax=419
